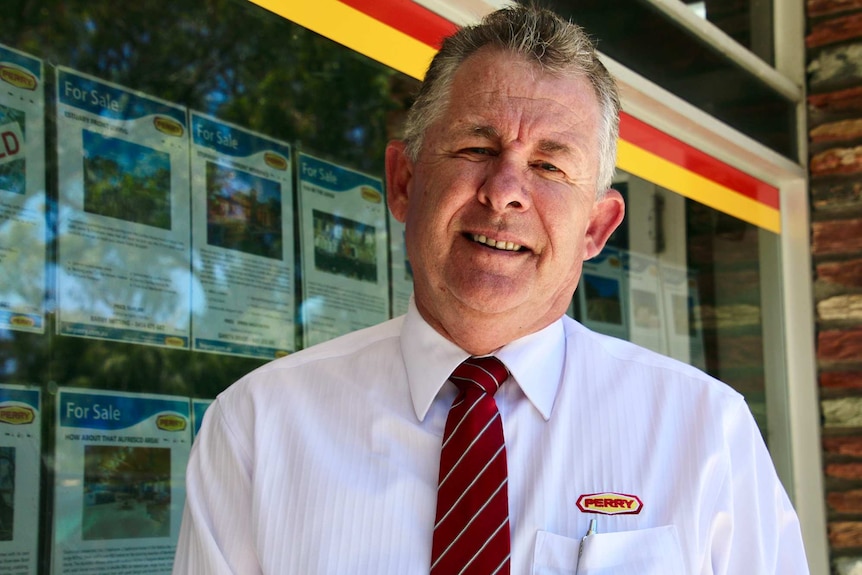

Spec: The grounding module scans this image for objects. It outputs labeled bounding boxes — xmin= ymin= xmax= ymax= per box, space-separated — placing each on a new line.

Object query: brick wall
xmin=807 ymin=0 xmax=862 ymax=572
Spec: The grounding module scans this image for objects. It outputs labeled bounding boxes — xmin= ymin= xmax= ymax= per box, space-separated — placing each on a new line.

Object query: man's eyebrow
xmin=451 ymin=124 xmax=499 ymax=140
xmin=537 ymin=139 xmax=573 ymax=155
xmin=453 ymin=124 xmax=576 ymax=155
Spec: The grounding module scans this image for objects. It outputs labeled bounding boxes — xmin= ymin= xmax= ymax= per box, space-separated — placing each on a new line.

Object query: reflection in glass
xmin=0 ymin=447 xmax=14 ymax=541
xmin=675 ymin=0 xmax=773 ymax=61
xmin=206 ymin=162 xmax=283 ymax=260
xmin=573 ymin=170 xmax=769 ymax=437
xmin=0 ymin=104 xmax=26 ymax=195
xmin=82 ymin=445 xmax=170 ymax=540
xmin=312 ymin=209 xmax=378 ymax=284
xmin=82 ymin=130 xmax=172 ymax=230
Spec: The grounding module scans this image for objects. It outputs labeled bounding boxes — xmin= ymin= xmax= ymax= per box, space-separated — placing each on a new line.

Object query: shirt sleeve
xmin=173 ymin=398 xmax=262 ymax=575
xmin=709 ymin=399 xmax=810 ymax=575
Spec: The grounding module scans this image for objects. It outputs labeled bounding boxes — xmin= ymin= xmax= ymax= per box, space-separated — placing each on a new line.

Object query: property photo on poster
xmin=0 ymin=446 xmax=14 ymax=541
xmin=82 ymin=130 xmax=172 ymax=230
xmin=82 ymin=445 xmax=171 ymax=540
xmin=205 ymin=161 xmax=283 ymax=260
xmin=312 ymin=209 xmax=377 ymax=283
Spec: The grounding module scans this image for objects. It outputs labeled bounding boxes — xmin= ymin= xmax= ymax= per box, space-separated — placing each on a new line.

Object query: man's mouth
xmin=470 ymin=233 xmax=523 ymax=252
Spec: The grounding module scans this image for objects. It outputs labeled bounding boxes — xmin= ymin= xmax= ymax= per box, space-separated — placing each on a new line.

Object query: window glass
xmin=0 ymin=0 xmax=774 ymax=572
xmin=678 ymin=0 xmax=774 ymax=62
xmin=571 ymin=171 xmax=769 ymax=436
xmin=0 ymin=1 xmax=417 ymax=572
xmin=541 ymin=0 xmax=795 ymax=159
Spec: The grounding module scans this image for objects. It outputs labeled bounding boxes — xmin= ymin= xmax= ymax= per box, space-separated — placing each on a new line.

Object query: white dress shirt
xmin=173 ymin=301 xmax=808 ymax=574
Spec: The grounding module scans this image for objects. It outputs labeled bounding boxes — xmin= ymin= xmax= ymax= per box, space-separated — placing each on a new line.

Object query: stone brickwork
xmin=807 ymin=0 xmax=862 ymax=571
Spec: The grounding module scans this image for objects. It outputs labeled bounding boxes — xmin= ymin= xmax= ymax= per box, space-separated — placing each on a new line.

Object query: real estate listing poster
xmin=52 ymin=388 xmax=191 ymax=575
xmin=387 ymin=212 xmax=412 ymax=317
xmin=55 ymin=67 xmax=191 ymax=349
xmin=190 ymin=112 xmax=295 ymax=359
xmin=297 ymin=153 xmax=389 ymax=347
xmin=0 ymin=384 xmax=41 ymax=575
xmin=0 ymin=44 xmax=46 ymax=334
xmin=626 ymin=251 xmax=667 ymax=355
xmin=660 ymin=261 xmax=692 ymax=364
xmin=578 ymin=247 xmax=628 ymax=340
xmin=191 ymin=398 xmax=213 ymax=438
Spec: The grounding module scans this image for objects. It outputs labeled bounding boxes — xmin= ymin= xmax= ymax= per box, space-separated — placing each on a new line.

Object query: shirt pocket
xmin=532 ymin=525 xmax=686 ymax=575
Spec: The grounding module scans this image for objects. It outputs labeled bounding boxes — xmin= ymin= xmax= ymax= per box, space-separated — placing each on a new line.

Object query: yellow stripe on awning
xmin=249 ymin=0 xmax=434 ymax=80
xmin=617 ymin=140 xmax=781 ymax=234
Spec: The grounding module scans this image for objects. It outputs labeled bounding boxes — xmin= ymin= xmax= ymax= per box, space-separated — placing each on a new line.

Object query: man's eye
xmin=533 ymin=161 xmax=560 ymax=172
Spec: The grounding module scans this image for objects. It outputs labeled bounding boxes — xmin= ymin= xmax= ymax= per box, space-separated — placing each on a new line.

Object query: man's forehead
xmin=450 ymin=121 xmax=578 ymax=151
xmin=441 ymin=102 xmax=598 ymax=153
xmin=447 ymin=68 xmax=597 ymax=121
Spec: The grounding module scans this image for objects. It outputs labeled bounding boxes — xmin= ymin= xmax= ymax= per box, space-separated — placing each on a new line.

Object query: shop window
xmin=571 ymin=172 xmax=771 ymax=436
xmin=0 ymin=1 xmax=417 ymax=572
xmin=0 ymin=0 xmax=778 ymax=572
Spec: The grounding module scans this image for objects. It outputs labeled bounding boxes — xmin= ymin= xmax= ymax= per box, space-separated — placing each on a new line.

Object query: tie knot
xmin=449 ymin=356 xmax=508 ymax=396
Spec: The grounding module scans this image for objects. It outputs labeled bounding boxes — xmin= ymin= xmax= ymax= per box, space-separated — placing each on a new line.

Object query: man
xmin=174 ymin=5 xmax=809 ymax=574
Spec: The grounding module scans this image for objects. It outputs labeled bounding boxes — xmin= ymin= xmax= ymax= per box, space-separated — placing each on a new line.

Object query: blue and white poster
xmin=578 ymin=247 xmax=628 ymax=340
xmin=55 ymin=67 xmax=192 ymax=349
xmin=53 ymin=388 xmax=191 ymax=575
xmin=297 ymin=153 xmax=389 ymax=347
xmin=660 ymin=261 xmax=693 ymax=364
xmin=626 ymin=251 xmax=667 ymax=355
xmin=0 ymin=44 xmax=46 ymax=334
xmin=387 ymin=211 xmax=412 ymax=318
xmin=190 ymin=112 xmax=295 ymax=359
xmin=191 ymin=398 xmax=213 ymax=438
xmin=0 ymin=384 xmax=41 ymax=575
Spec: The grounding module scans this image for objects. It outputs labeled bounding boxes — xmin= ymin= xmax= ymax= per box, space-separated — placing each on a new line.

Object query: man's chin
xmin=448 ymin=284 xmax=528 ymax=315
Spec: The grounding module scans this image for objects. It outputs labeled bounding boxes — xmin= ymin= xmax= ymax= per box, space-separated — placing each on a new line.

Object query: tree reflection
xmin=0 ymin=0 xmax=416 ymax=395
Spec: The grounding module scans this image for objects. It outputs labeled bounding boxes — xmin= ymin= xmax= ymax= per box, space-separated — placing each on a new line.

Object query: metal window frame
xmin=605 ymin=52 xmax=828 ymax=574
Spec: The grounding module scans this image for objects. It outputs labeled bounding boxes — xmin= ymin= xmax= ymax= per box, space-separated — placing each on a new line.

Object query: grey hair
xmin=401 ymin=4 xmax=620 ymax=197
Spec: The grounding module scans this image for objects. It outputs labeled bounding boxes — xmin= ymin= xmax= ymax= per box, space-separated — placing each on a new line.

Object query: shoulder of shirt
xmin=216 ymin=316 xmax=404 ymax=409
xmin=255 ymin=314 xmax=403 ymax=374
xmin=203 ymin=317 xmax=405 ymax=448
xmin=561 ymin=315 xmax=744 ymax=403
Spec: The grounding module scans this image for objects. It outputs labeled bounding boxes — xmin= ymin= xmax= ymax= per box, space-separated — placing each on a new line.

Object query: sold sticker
xmin=0 ymin=121 xmax=23 ymax=167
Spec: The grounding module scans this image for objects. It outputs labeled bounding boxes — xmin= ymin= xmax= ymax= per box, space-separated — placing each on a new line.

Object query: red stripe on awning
xmin=336 ymin=1 xmax=779 ymax=212
xmin=338 ymin=0 xmax=459 ymax=50
xmin=620 ymin=112 xmax=780 ymax=209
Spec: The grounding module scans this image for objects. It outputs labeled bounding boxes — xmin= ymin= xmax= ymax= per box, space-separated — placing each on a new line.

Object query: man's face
xmin=387 ymin=48 xmax=624 ymax=352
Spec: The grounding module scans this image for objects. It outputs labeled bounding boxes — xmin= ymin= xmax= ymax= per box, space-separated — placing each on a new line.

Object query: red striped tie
xmin=431 ymin=356 xmax=511 ymax=575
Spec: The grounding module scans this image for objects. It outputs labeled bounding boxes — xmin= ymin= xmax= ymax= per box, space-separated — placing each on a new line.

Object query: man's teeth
xmin=472 ymin=234 xmax=522 ymax=251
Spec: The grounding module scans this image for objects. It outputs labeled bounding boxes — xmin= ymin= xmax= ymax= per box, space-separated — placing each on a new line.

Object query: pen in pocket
xmin=576 ymin=519 xmax=597 ymax=572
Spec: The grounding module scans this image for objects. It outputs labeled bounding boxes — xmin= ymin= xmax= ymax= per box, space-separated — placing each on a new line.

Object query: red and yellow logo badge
xmin=153 ymin=116 xmax=184 ymax=137
xmin=10 ymin=315 xmax=35 ymax=327
xmin=156 ymin=413 xmax=186 ymax=432
xmin=0 ymin=405 xmax=35 ymax=425
xmin=361 ymin=186 xmax=382 ymax=204
xmin=0 ymin=64 xmax=37 ymax=90
xmin=264 ymin=152 xmax=288 ymax=171
xmin=577 ymin=492 xmax=643 ymax=515
xmin=164 ymin=336 xmax=185 ymax=347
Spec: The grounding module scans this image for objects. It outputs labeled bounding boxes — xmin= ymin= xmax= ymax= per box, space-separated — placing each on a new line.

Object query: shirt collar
xmin=401 ymin=299 xmax=566 ymax=422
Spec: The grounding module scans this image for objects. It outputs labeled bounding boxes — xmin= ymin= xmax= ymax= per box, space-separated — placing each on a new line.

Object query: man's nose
xmin=476 ymin=156 xmax=532 ymax=212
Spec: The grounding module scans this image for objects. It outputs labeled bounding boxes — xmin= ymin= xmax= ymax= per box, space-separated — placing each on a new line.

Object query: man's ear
xmin=385 ymin=140 xmax=413 ymax=223
xmin=584 ymin=189 xmax=625 ymax=260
